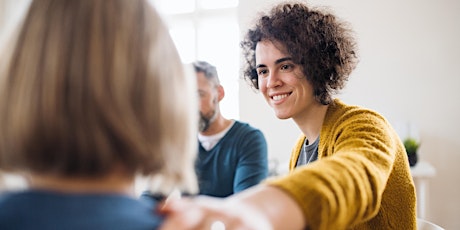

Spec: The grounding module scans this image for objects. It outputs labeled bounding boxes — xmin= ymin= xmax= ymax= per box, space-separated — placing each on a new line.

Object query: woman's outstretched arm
xmin=159 ymin=185 xmax=306 ymax=230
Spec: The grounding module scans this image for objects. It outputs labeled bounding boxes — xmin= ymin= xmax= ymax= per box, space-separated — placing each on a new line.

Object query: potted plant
xmin=403 ymin=137 xmax=420 ymax=167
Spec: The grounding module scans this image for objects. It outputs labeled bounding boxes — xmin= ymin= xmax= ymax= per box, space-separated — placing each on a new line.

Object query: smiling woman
xmin=254 ymin=40 xmax=315 ymax=121
xmin=158 ymin=2 xmax=417 ymax=230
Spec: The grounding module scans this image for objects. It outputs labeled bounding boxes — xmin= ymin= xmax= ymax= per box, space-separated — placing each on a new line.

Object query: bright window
xmin=149 ymin=0 xmax=240 ymax=119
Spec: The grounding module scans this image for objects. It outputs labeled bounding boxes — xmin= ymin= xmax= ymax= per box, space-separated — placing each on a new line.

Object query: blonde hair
xmin=0 ymin=0 xmax=197 ymax=194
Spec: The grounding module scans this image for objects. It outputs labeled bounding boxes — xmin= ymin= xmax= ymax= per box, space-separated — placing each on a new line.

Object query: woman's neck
xmin=293 ymin=103 xmax=329 ymax=142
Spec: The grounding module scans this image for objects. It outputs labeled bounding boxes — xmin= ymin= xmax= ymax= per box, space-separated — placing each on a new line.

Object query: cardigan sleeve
xmin=264 ymin=105 xmax=414 ymax=230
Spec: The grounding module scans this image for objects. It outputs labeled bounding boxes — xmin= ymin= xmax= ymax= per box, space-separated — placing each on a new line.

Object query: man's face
xmin=197 ymin=72 xmax=218 ymax=132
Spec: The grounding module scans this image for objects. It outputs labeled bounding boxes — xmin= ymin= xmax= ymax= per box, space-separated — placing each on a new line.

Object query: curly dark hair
xmin=241 ymin=2 xmax=359 ymax=105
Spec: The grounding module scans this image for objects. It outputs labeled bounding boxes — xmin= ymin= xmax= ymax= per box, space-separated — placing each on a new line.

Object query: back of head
xmin=0 ymin=0 xmax=197 ymax=194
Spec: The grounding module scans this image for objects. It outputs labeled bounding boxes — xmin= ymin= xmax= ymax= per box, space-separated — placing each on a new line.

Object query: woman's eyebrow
xmin=256 ymin=57 xmax=293 ymax=69
xmin=256 ymin=63 xmax=267 ymax=69
xmin=275 ymin=57 xmax=293 ymax=64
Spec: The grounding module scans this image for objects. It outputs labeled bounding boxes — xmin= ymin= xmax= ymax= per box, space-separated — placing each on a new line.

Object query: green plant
xmin=403 ymin=137 xmax=420 ymax=155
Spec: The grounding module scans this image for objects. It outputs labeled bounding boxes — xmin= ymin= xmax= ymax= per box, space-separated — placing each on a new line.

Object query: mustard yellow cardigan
xmin=266 ymin=99 xmax=416 ymax=230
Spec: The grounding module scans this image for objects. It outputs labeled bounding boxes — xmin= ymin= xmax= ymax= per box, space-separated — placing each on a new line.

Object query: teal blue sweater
xmin=196 ymin=121 xmax=268 ymax=197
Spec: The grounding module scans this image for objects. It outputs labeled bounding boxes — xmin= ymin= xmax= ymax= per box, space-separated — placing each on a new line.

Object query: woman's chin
xmin=274 ymin=112 xmax=291 ymax=120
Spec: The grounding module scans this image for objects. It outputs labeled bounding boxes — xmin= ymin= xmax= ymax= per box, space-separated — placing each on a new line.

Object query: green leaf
xmin=403 ymin=137 xmax=420 ymax=154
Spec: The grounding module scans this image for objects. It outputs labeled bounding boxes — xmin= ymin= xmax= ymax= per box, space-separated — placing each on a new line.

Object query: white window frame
xmin=149 ymin=0 xmax=240 ymax=119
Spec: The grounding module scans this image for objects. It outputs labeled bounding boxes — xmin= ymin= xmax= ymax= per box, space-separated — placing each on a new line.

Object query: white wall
xmin=0 ymin=0 xmax=31 ymax=192
xmin=0 ymin=0 xmax=30 ymax=41
xmin=239 ymin=0 xmax=460 ymax=229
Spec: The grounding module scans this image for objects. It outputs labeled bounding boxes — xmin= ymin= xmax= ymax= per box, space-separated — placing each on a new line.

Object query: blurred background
xmin=1 ymin=0 xmax=459 ymax=228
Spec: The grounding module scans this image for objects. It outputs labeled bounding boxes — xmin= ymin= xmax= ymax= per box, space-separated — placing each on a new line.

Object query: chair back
xmin=417 ymin=218 xmax=445 ymax=230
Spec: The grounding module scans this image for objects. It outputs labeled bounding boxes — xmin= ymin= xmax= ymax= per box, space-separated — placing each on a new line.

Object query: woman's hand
xmin=158 ymin=185 xmax=305 ymax=230
xmin=159 ymin=196 xmax=271 ymax=230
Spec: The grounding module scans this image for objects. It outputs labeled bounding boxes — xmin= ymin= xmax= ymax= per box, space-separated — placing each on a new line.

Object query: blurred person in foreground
xmin=192 ymin=60 xmax=268 ymax=197
xmin=159 ymin=1 xmax=416 ymax=230
xmin=0 ymin=0 xmax=198 ymax=229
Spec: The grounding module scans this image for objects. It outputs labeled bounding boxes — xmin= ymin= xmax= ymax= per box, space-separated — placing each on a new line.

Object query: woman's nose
xmin=266 ymin=72 xmax=281 ymax=88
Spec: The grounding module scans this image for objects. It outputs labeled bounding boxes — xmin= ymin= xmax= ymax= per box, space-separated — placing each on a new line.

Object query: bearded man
xmin=193 ymin=61 xmax=268 ymax=197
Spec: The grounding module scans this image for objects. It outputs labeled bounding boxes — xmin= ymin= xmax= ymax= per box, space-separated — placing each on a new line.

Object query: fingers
xmin=158 ymin=196 xmax=272 ymax=230
xmin=159 ymin=197 xmax=228 ymax=230
xmin=158 ymin=201 xmax=203 ymax=230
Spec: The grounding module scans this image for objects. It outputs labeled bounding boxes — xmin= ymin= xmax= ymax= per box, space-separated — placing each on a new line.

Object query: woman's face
xmin=255 ymin=40 xmax=316 ymax=120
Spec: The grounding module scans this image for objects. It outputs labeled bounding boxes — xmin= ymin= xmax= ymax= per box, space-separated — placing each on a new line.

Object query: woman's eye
xmin=257 ymin=69 xmax=268 ymax=76
xmin=280 ymin=64 xmax=292 ymax=71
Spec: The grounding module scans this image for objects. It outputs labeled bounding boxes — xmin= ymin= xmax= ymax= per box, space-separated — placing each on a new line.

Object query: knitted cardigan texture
xmin=266 ymin=99 xmax=416 ymax=230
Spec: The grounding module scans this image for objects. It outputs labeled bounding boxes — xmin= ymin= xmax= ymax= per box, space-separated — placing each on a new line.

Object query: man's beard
xmin=199 ymin=109 xmax=217 ymax=132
